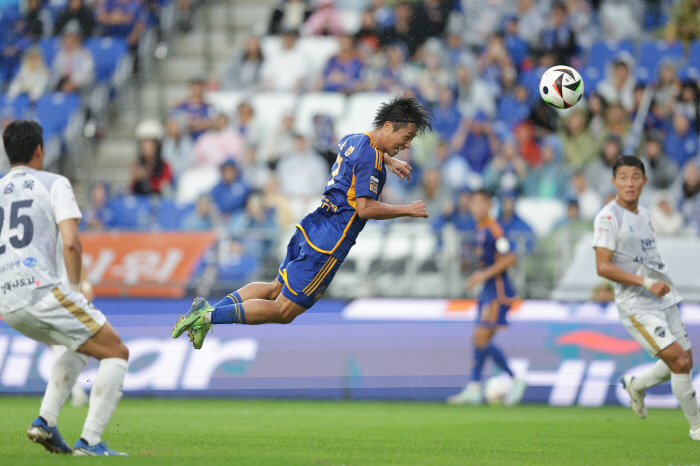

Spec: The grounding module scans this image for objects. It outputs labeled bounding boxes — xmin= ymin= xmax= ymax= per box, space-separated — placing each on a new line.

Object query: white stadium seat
xmin=205 ymin=91 xmax=244 ymax=116
xmin=515 ymin=198 xmax=566 ymax=237
xmin=336 ymin=92 xmax=393 ymax=136
xmin=176 ymin=166 xmax=221 ymax=203
xmin=293 ymin=92 xmax=347 ymax=137
xmin=297 ymin=36 xmax=340 ymax=77
xmin=250 ymin=92 xmax=298 ymax=134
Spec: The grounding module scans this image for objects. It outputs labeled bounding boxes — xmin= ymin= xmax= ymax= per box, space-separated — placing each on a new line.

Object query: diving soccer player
xmin=593 ymin=155 xmax=699 ymax=440
xmin=173 ymin=96 xmax=433 ymax=348
xmin=447 ymin=188 xmax=527 ymax=406
xmin=0 ymin=121 xmax=129 ymax=455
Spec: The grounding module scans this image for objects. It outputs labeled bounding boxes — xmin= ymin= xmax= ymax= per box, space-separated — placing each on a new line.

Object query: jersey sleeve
xmin=51 ymin=177 xmax=83 ymax=224
xmin=353 ymin=146 xmax=382 ymax=201
xmin=592 ymin=211 xmax=617 ymax=251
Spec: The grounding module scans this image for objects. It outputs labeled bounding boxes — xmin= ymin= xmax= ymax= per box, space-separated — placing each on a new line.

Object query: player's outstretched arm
xmin=356 ymin=197 xmax=428 ymax=220
xmin=594 ymin=247 xmax=670 ymax=298
xmin=384 ymin=154 xmax=412 ymax=181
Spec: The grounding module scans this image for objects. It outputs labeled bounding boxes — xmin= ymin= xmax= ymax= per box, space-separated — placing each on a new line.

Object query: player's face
xmin=613 ymin=166 xmax=646 ymax=203
xmin=469 ymin=193 xmax=491 ymax=222
xmin=386 ymin=123 xmax=417 ymax=157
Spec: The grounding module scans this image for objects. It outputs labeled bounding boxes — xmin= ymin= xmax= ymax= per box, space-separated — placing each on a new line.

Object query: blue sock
xmin=486 ymin=344 xmax=514 ymax=377
xmin=211 ymin=303 xmax=246 ymax=324
xmin=214 ymin=291 xmax=242 ymax=309
xmin=471 ymin=347 xmax=488 ymax=382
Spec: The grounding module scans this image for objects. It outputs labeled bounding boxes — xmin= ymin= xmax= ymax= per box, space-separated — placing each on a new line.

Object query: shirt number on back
xmin=0 ymin=200 xmax=34 ymax=255
xmin=327 ymin=155 xmax=343 ymax=187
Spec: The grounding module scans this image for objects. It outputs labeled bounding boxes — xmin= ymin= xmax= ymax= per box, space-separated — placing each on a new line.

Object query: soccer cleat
xmin=504 ymin=378 xmax=528 ymax=406
xmin=73 ymin=439 xmax=128 ymax=456
xmin=187 ymin=324 xmax=211 ymax=350
xmin=27 ymin=417 xmax=72 ymax=454
xmin=690 ymin=426 xmax=700 ymax=440
xmin=447 ymin=381 xmax=483 ymax=405
xmin=172 ymin=297 xmax=213 ymax=341
xmin=620 ymin=374 xmax=647 ymax=419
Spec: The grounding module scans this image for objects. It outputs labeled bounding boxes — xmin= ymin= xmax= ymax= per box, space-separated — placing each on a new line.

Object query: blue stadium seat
xmin=583 ymin=40 xmax=634 ymax=95
xmin=34 ymin=92 xmax=82 ymax=137
xmin=0 ymin=93 xmax=31 ymax=119
xmin=636 ymin=40 xmax=684 ymax=84
xmin=104 ymin=195 xmax=154 ymax=230
xmin=38 ymin=37 xmax=61 ymax=67
xmin=85 ymin=37 xmax=129 ymax=83
xmin=685 ymin=41 xmax=700 ymax=81
xmin=519 ymin=68 xmax=544 ymax=105
xmin=155 ymin=199 xmax=195 ymax=230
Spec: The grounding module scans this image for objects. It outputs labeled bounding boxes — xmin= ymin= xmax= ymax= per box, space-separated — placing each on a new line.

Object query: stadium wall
xmin=2 ymin=298 xmax=699 ymax=409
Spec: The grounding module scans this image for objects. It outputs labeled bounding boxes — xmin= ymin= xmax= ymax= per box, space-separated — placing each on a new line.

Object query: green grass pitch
xmin=1 ymin=396 xmax=698 ymax=465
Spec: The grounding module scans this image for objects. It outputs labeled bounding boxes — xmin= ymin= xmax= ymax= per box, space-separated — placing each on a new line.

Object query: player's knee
xmin=115 ymin=342 xmax=129 ymax=361
xmin=277 ymin=309 xmax=297 ymax=324
xmin=670 ymin=354 xmax=692 ymax=374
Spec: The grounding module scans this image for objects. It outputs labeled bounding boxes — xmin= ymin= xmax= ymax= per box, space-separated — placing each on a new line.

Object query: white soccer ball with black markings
xmin=483 ymin=375 xmax=512 ymax=406
xmin=539 ymin=65 xmax=584 ymax=109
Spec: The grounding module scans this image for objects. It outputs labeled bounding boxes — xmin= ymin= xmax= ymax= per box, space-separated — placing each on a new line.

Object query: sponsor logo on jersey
xmin=23 ymin=257 xmax=37 ymax=267
xmin=22 ymin=180 xmax=33 ymax=190
xmin=314 ymin=286 xmax=327 ymax=302
xmin=0 ymin=260 xmax=21 ymax=275
xmin=1 ymin=272 xmax=36 ymax=294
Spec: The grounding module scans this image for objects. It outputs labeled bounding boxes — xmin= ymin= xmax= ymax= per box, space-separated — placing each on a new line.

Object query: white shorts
xmin=0 ymin=284 xmax=106 ymax=352
xmin=621 ymin=305 xmax=691 ymax=357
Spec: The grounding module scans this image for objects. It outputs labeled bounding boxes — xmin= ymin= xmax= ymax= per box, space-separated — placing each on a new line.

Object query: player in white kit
xmin=593 ymin=155 xmax=700 ymax=440
xmin=0 ymin=121 xmax=130 ymax=455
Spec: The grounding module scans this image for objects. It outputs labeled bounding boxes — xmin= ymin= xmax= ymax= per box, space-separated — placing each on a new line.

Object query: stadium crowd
xmin=3 ymin=0 xmax=700 ymax=287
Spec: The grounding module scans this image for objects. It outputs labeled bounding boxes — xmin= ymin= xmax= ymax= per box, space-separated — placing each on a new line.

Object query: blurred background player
xmin=594 ymin=156 xmax=699 ymax=441
xmin=448 ymin=188 xmax=527 ymax=406
xmin=172 ymin=96 xmax=433 ymax=348
xmin=0 ymin=121 xmax=130 ymax=456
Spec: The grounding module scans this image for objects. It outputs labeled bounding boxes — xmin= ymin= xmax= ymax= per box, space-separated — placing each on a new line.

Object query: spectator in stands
xmin=82 ymin=181 xmax=111 ymax=231
xmin=513 ymin=120 xmax=541 ymax=167
xmin=96 ymin=0 xmax=146 ymax=50
xmin=260 ymin=29 xmax=307 ymax=92
xmin=433 ymin=189 xmax=476 ymax=232
xmin=496 ymin=84 xmax=530 ymax=131
xmin=502 ymin=15 xmax=528 ymax=70
xmin=665 ymin=112 xmax=699 ymax=169
xmin=445 ymin=33 xmax=475 ymax=70
xmin=311 ymin=114 xmax=337 ymax=169
xmin=666 ymin=0 xmax=700 ymax=45
xmin=228 ymin=193 xmax=279 ymax=259
xmin=262 ymin=177 xmax=294 ymax=229
xmin=650 ymin=190 xmax=683 ymax=236
xmin=524 ymin=134 xmax=569 ymax=199
xmin=452 ymin=111 xmax=499 ymax=174
xmin=654 ymin=61 xmax=681 ymax=116
xmin=355 ymin=9 xmax=381 ymax=53
xmin=380 ymin=1 xmax=423 ymax=58
xmin=55 ymin=0 xmax=97 ymax=37
xmin=0 ymin=9 xmax=39 ymax=84
xmin=233 ymin=101 xmax=262 ymax=147
xmin=603 ymin=102 xmax=631 ymax=140
xmin=591 ymin=280 xmax=615 ymax=303
xmin=415 ymin=42 xmax=453 ymax=106
xmin=257 ymin=113 xmax=295 ymax=170
xmin=483 ymin=138 xmax=527 ymax=195
xmin=516 ymin=0 xmax=545 ymax=46
xmin=365 ymin=44 xmax=407 ymax=93
xmin=559 ymin=108 xmax=599 ymax=171
xmin=217 ymin=240 xmax=260 ymax=284
xmin=7 ymin=47 xmax=49 ymax=102
xmin=25 ymin=0 xmax=53 ymax=38
xmin=222 ymin=36 xmax=264 ymax=91
xmin=596 ymin=54 xmax=636 ymax=111
xmin=586 ymin=136 xmax=622 ymax=194
xmin=433 ymin=87 xmax=461 ymax=141
xmin=162 ymin=114 xmax=194 ymax=178
xmin=276 ymin=133 xmax=329 ymax=201
xmin=210 ymin=159 xmax=251 ymax=218
xmin=413 ymin=0 xmax=451 ymax=40
xmin=239 ymin=146 xmax=271 ymax=191
xmin=567 ymin=171 xmax=602 ymax=221
xmin=319 ymin=34 xmax=364 ymax=94
xmin=268 ymin=0 xmax=313 ymax=36
xmin=409 ymin=168 xmax=449 ymax=218
xmin=305 ymin=0 xmax=344 ymax=36
xmin=498 ymin=191 xmax=535 ymax=253
xmin=192 ymin=112 xmax=244 ymax=168
xmin=676 ymin=81 xmax=700 ymax=133
xmin=170 ymin=77 xmax=214 ymax=140
xmin=181 ymin=195 xmax=220 ymax=230
xmin=51 ymin=25 xmax=95 ymax=94
xmin=539 ymin=1 xmax=577 ymax=66
xmin=566 ymin=0 xmax=596 ymax=50
xmin=553 ymin=199 xmax=592 ymax=231
xmin=641 ymin=132 xmax=678 ymax=191
xmin=434 ymin=139 xmax=476 ymax=191
xmin=477 ymin=32 xmax=515 ymax=99
xmin=455 ymin=63 xmax=496 ymax=118
xmin=632 ymin=83 xmax=666 ymax=133
xmin=131 ymin=120 xmax=173 ymax=195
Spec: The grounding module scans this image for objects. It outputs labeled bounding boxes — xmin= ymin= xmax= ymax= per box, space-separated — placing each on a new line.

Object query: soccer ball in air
xmin=539 ymin=65 xmax=584 ymax=109
xmin=483 ymin=376 xmax=512 ymax=405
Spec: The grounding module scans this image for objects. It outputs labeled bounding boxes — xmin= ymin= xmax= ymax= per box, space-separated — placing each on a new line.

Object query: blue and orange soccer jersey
xmin=277 ymin=132 xmax=387 ymax=308
xmin=475 ymin=217 xmax=517 ymax=327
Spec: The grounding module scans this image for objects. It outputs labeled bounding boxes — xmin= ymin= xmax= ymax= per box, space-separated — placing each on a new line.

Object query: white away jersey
xmin=0 ymin=167 xmax=82 ymax=314
xmin=592 ymin=200 xmax=681 ymax=316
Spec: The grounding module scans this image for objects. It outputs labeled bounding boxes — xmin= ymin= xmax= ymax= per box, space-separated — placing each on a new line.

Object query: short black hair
xmin=3 ymin=120 xmax=43 ymax=165
xmin=472 ymin=188 xmax=494 ymax=199
xmin=613 ymin=155 xmax=645 ymax=177
xmin=372 ymin=95 xmax=434 ymax=135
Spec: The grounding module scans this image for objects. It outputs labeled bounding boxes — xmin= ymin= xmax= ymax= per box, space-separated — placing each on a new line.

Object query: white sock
xmin=631 ymin=360 xmax=672 ymax=391
xmin=204 ymin=311 xmax=212 ymax=324
xmin=671 ymin=373 xmax=700 ymax=430
xmin=40 ymin=348 xmax=88 ymax=427
xmin=81 ymin=358 xmax=128 ymax=446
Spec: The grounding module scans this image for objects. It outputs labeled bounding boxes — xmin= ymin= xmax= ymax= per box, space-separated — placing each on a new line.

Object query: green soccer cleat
xmin=172 ymin=297 xmax=213 ymax=346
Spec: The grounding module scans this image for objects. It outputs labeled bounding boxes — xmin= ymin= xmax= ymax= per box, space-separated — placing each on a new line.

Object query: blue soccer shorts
xmin=477 ymin=300 xmax=510 ymax=328
xmin=277 ymin=228 xmax=342 ymax=309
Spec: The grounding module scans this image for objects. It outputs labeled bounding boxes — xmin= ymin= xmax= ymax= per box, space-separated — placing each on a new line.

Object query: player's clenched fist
xmin=409 ymin=200 xmax=429 ymax=218
xmin=648 ymin=280 xmax=671 ymax=299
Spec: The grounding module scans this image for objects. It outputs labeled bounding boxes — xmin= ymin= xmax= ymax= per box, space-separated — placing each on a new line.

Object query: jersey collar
xmin=9 ymin=165 xmax=33 ymax=172
xmin=364 ymin=132 xmax=379 ymax=150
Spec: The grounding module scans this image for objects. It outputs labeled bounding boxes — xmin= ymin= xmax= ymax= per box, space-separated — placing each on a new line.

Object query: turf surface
xmin=1 ymin=396 xmax=697 ymax=465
